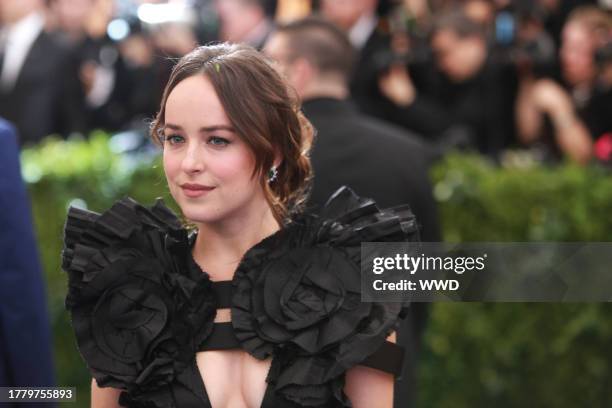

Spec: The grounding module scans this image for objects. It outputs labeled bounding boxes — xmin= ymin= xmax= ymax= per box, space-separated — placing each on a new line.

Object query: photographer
xmin=378 ymin=9 xmax=517 ymax=159
xmin=515 ymin=5 xmax=611 ymax=164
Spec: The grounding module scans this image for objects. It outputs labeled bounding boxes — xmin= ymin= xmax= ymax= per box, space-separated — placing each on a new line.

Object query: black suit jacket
xmin=303 ymin=98 xmax=439 ymax=408
xmin=304 ymin=97 xmax=440 ymax=242
xmin=0 ymin=30 xmax=85 ymax=145
xmin=349 ymin=25 xmax=392 ymax=120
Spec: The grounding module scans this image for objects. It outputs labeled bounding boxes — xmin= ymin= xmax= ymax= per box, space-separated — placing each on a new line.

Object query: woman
xmin=63 ymin=43 xmax=418 ymax=408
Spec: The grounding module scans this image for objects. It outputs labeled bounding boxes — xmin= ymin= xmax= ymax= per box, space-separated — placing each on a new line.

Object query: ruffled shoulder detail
xmin=62 ymin=198 xmax=215 ymax=404
xmin=231 ymin=186 xmax=419 ymax=407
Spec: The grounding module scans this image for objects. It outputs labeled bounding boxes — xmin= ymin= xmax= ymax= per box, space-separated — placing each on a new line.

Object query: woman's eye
xmin=208 ymin=136 xmax=230 ymax=147
xmin=164 ymin=134 xmax=185 ymax=145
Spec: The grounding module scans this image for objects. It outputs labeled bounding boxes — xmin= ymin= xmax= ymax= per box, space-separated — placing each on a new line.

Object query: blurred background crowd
xmin=0 ymin=0 xmax=610 ymax=163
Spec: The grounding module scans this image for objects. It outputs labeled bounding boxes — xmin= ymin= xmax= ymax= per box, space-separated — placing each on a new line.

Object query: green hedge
xmin=22 ymin=135 xmax=612 ymax=407
xmin=423 ymin=154 xmax=612 ymax=407
xmin=431 ymin=153 xmax=612 ymax=242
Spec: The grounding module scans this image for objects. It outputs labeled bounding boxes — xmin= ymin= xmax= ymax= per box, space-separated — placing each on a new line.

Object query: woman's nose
xmin=181 ymin=143 xmax=205 ymax=174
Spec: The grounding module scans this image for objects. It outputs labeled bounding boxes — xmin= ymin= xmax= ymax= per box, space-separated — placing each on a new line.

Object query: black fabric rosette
xmin=62 ymin=198 xmax=215 ymax=405
xmin=231 ymin=186 xmax=420 ymax=407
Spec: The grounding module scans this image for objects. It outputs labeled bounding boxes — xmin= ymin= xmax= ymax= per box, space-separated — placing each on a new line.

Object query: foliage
xmin=21 ymin=138 xmax=612 ymax=407
xmin=421 ymin=153 xmax=612 ymax=407
xmin=431 ymin=153 xmax=612 ymax=242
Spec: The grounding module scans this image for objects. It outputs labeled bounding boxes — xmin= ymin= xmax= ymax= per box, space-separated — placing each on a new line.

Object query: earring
xmin=267 ymin=166 xmax=278 ymax=183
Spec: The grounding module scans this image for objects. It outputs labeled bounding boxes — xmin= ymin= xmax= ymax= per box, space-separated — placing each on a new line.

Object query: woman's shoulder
xmin=230 ymin=185 xmax=418 ymax=407
xmin=63 ymin=197 xmax=186 ymax=276
xmin=62 ymin=197 xmax=215 ymax=406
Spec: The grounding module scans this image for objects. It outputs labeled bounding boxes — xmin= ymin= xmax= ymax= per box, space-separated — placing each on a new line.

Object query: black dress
xmin=62 ymin=187 xmax=419 ymax=408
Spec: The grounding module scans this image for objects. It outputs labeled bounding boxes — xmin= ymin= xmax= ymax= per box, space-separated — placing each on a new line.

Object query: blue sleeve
xmin=0 ymin=118 xmax=56 ymax=392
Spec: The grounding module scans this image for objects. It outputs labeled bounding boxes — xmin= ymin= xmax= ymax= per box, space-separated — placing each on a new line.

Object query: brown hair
xmin=431 ymin=9 xmax=486 ymax=39
xmin=566 ymin=6 xmax=612 ymax=46
xmin=151 ymin=43 xmax=314 ymax=224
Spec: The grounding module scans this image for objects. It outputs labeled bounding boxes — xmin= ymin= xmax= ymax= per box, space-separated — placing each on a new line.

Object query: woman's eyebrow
xmin=164 ymin=123 xmax=182 ymax=131
xmin=200 ymin=125 xmax=236 ymax=133
xmin=164 ymin=123 xmax=235 ymax=132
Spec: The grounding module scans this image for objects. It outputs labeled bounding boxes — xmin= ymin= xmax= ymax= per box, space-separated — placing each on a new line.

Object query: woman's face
xmin=162 ymin=74 xmax=265 ymax=226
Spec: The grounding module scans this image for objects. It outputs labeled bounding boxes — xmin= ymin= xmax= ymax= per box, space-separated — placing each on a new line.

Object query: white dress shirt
xmin=348 ymin=13 xmax=378 ymax=50
xmin=0 ymin=12 xmax=45 ymax=91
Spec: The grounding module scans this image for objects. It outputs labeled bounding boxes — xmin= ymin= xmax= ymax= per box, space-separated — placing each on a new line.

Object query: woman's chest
xmin=196 ymin=349 xmax=272 ymax=408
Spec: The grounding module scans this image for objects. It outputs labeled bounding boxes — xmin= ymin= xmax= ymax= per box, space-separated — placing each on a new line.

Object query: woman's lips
xmin=181 ymin=183 xmax=215 ymax=198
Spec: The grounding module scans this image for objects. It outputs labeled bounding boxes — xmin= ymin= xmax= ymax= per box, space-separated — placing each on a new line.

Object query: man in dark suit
xmin=264 ymin=17 xmax=440 ymax=242
xmin=0 ymin=0 xmax=84 ymax=145
xmin=317 ymin=0 xmax=397 ymax=123
xmin=265 ymin=17 xmax=440 ymax=408
xmin=0 ymin=118 xmax=56 ymax=394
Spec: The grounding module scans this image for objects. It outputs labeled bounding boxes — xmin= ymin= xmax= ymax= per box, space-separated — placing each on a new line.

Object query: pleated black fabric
xmin=62 ymin=186 xmax=419 ymax=407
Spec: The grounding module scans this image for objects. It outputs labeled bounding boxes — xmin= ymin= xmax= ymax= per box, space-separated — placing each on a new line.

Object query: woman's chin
xmin=179 ymin=204 xmax=221 ymax=225
xmin=184 ymin=214 xmax=219 ymax=226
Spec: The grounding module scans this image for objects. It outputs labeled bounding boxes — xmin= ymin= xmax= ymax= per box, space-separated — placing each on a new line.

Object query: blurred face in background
xmin=432 ymin=29 xmax=487 ymax=82
xmin=319 ymin=0 xmax=374 ymax=31
xmin=560 ymin=22 xmax=596 ymax=86
xmin=214 ymin=0 xmax=264 ymax=42
xmin=463 ymin=0 xmax=494 ymax=27
xmin=264 ymin=33 xmax=301 ymax=89
xmin=162 ymin=74 xmax=267 ymax=226
xmin=0 ymin=0 xmax=41 ymax=24
xmin=50 ymin=0 xmax=93 ymax=35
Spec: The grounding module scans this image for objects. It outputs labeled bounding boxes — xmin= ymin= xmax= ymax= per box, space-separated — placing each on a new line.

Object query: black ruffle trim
xmin=63 ymin=187 xmax=420 ymax=408
xmin=62 ymin=198 xmax=215 ymax=406
xmin=231 ymin=186 xmax=419 ymax=407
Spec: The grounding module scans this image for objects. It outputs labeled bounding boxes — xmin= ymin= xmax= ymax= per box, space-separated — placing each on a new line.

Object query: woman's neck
xmin=192 ymin=204 xmax=280 ymax=281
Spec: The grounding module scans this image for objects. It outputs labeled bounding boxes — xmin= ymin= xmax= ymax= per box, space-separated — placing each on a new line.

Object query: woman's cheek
xmin=162 ymin=153 xmax=174 ymax=179
xmin=214 ymin=153 xmax=255 ymax=185
xmin=163 ymin=154 xmax=181 ymax=198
